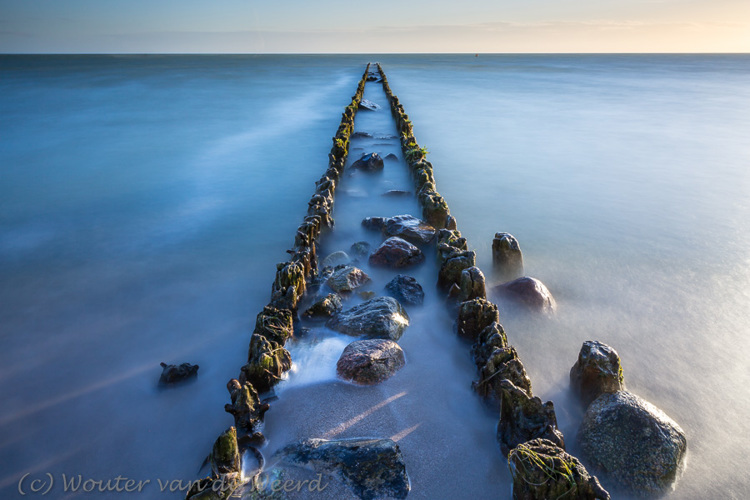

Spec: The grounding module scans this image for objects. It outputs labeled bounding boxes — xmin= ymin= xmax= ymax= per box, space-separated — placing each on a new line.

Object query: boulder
xmin=508 ymin=439 xmax=610 ymax=500
xmin=273 ymin=438 xmax=410 ymax=500
xmin=351 ymin=153 xmax=384 ymax=172
xmin=570 ymin=341 xmax=625 ymax=407
xmin=159 ymin=362 xmax=199 ymax=385
xmin=497 ymin=379 xmax=565 ymax=456
xmin=456 ymin=298 xmax=499 ymax=342
xmin=321 ymin=251 xmax=351 ymax=269
xmin=362 ymin=214 xmax=436 ymax=245
xmin=302 ymin=293 xmax=343 ymax=320
xmin=271 ymin=261 xmax=306 ymax=310
xmin=327 ymin=296 xmax=409 ymax=341
xmin=495 ymin=277 xmax=556 ymax=314
xmin=327 ymin=265 xmax=371 ymax=293
xmin=579 ymin=391 xmax=687 ymax=495
xmin=224 ymin=379 xmax=269 ymax=435
xmin=385 ymin=275 xmax=424 ymax=306
xmin=186 ymin=427 xmax=242 ymax=500
xmin=369 ymin=236 xmax=424 ymax=268
xmin=358 ymin=99 xmax=381 ymax=111
xmin=253 ymin=305 xmax=294 ymax=345
xmin=240 ymin=333 xmax=292 ymax=393
xmin=471 ymin=321 xmax=508 ymax=368
xmin=473 ymin=346 xmax=532 ymax=403
xmin=437 ymin=250 xmax=476 ymax=290
xmin=457 ymin=266 xmax=486 ymax=302
xmin=421 ymin=192 xmax=450 ymax=229
xmin=349 ymin=241 xmax=371 ymax=260
xmin=337 ymin=339 xmax=405 ymax=385
xmin=492 ymin=232 xmax=524 ymax=281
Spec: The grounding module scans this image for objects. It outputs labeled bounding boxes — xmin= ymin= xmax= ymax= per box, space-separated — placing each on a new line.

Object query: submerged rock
xmin=363 ymin=214 xmax=436 ymax=245
xmin=351 ymin=131 xmax=373 ymax=139
xmin=303 ymin=293 xmax=343 ymax=320
xmin=327 ymin=296 xmax=409 ymax=341
xmin=385 ymin=274 xmax=424 ymax=306
xmin=327 ymin=265 xmax=371 ymax=293
xmin=337 ymin=339 xmax=405 ymax=385
xmin=509 ymin=439 xmax=610 ymax=500
xmin=579 ymin=391 xmax=687 ymax=495
xmin=351 ymin=153 xmax=384 ymax=172
xmin=384 ymin=153 xmax=399 ymax=162
xmin=224 ymin=379 xmax=269 ymax=434
xmin=274 ymin=438 xmax=410 ymax=500
xmin=570 ymin=341 xmax=625 ymax=407
xmin=369 ymin=236 xmax=425 ymax=268
xmin=358 ymin=99 xmax=381 ymax=111
xmin=321 ymin=251 xmax=351 ymax=269
xmin=456 ymin=298 xmax=499 ymax=342
xmin=492 ymin=232 xmax=524 ymax=281
xmin=159 ymin=362 xmax=199 ymax=385
xmin=349 ymin=241 xmax=371 ymax=260
xmin=497 ymin=379 xmax=565 ymax=456
xmin=494 ymin=276 xmax=556 ymax=314
xmin=382 ymin=189 xmax=411 ymax=197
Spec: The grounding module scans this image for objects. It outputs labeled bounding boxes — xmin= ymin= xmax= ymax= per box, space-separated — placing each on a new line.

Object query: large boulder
xmin=369 ymin=237 xmax=424 ymax=268
xmin=570 ymin=341 xmax=625 ymax=407
xmin=385 ymin=274 xmax=424 ymax=306
xmin=337 ymin=339 xmax=405 ymax=385
xmin=494 ymin=276 xmax=556 ymax=314
xmin=303 ymin=293 xmax=343 ymax=320
xmin=327 ymin=296 xmax=410 ymax=341
xmin=492 ymin=232 xmax=524 ymax=281
xmin=362 ymin=214 xmax=436 ymax=246
xmin=579 ymin=391 xmax=687 ymax=495
xmin=273 ymin=438 xmax=410 ymax=500
xmin=327 ymin=265 xmax=371 ymax=293
xmin=497 ymin=379 xmax=565 ymax=456
xmin=509 ymin=439 xmax=610 ymax=500
xmin=351 ymin=153 xmax=384 ymax=172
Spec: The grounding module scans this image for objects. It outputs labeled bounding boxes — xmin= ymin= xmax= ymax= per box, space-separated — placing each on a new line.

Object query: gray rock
xmin=362 ymin=214 xmax=436 ymax=245
xmin=457 ymin=266 xmax=486 ymax=302
xmin=385 ymin=274 xmax=424 ymax=306
xmin=349 ymin=241 xmax=371 ymax=260
xmin=495 ymin=276 xmax=556 ymax=314
xmin=570 ymin=341 xmax=625 ymax=407
xmin=358 ymin=99 xmax=381 ymax=111
xmin=369 ymin=236 xmax=424 ymax=268
xmin=509 ymin=439 xmax=610 ymax=500
xmin=493 ymin=232 xmax=524 ymax=281
xmin=303 ymin=293 xmax=343 ymax=319
xmin=321 ymin=251 xmax=351 ymax=269
xmin=337 ymin=339 xmax=405 ymax=385
xmin=159 ymin=362 xmax=198 ymax=385
xmin=351 ymin=153 xmax=384 ymax=172
xmin=273 ymin=438 xmax=410 ymax=500
xmin=327 ymin=296 xmax=410 ymax=341
xmin=327 ymin=266 xmax=371 ymax=293
xmin=579 ymin=391 xmax=687 ymax=495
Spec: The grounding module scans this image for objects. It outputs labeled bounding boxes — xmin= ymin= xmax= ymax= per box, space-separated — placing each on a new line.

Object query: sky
xmin=1 ymin=0 xmax=748 ymax=53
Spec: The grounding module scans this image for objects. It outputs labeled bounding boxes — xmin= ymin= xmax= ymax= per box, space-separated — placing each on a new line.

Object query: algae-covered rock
xmin=385 ymin=274 xmax=424 ymax=306
xmin=457 ymin=266 xmax=486 ymax=302
xmin=570 ymin=341 xmax=625 ymax=407
xmin=327 ymin=265 xmax=371 ymax=293
xmin=224 ymin=379 xmax=269 ymax=434
xmin=211 ymin=427 xmax=241 ymax=476
xmin=437 ymin=250 xmax=476 ymax=291
xmin=492 ymin=232 xmax=524 ymax=282
xmin=240 ymin=334 xmax=292 ymax=393
xmin=471 ymin=321 xmax=508 ymax=368
xmin=337 ymin=339 xmax=405 ymax=385
xmin=495 ymin=276 xmax=556 ymax=314
xmin=159 ymin=362 xmax=199 ymax=385
xmin=579 ymin=391 xmax=687 ymax=495
xmin=369 ymin=236 xmax=424 ymax=268
xmin=473 ymin=345 xmax=532 ymax=403
xmin=253 ymin=306 xmax=294 ymax=346
xmin=509 ymin=439 xmax=610 ymax=500
xmin=302 ymin=293 xmax=343 ymax=320
xmin=497 ymin=380 xmax=565 ymax=456
xmin=271 ymin=261 xmax=306 ymax=310
xmin=327 ymin=296 xmax=409 ymax=341
xmin=273 ymin=438 xmax=410 ymax=500
xmin=456 ymin=298 xmax=499 ymax=342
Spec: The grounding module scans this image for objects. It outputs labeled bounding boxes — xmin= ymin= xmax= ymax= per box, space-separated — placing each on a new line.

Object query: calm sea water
xmin=1 ymin=54 xmax=748 ymax=499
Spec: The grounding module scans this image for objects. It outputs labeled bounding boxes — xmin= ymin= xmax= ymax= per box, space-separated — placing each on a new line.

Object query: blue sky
xmin=1 ymin=0 xmax=748 ymax=53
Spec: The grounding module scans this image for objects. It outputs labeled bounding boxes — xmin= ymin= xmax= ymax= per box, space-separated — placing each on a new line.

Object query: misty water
xmin=1 ymin=54 xmax=749 ymax=499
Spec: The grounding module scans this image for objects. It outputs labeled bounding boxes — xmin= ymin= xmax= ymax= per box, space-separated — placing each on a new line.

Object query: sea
xmin=1 ymin=54 xmax=749 ymax=499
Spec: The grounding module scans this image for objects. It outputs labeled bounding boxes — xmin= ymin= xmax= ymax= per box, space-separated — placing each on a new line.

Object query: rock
xmin=382 ymin=189 xmax=410 ymax=197
xmin=253 ymin=305 xmax=294 ymax=345
xmin=508 ymin=439 xmax=610 ymax=500
xmin=351 ymin=153 xmax=384 ymax=172
xmin=271 ymin=261 xmax=306 ymax=310
xmin=303 ymin=293 xmax=343 ymax=319
xmin=327 ymin=296 xmax=409 ymax=341
xmin=492 ymin=232 xmax=524 ymax=281
xmin=445 ymin=214 xmax=457 ymax=230
xmin=187 ymin=428 xmax=243 ymax=500
xmin=437 ymin=250 xmax=476 ymax=290
xmin=159 ymin=362 xmax=199 ymax=385
xmin=369 ymin=237 xmax=424 ymax=268
xmin=385 ymin=275 xmax=424 ymax=306
xmin=273 ymin=438 xmax=410 ymax=500
xmin=473 ymin=346 xmax=532 ymax=404
xmin=421 ymin=192 xmax=450 ymax=228
xmin=337 ymin=339 xmax=406 ymax=385
xmin=358 ymin=99 xmax=381 ymax=111
xmin=471 ymin=321 xmax=508 ymax=368
xmin=579 ymin=391 xmax=687 ymax=495
xmin=570 ymin=341 xmax=625 ymax=407
xmin=349 ymin=241 xmax=371 ymax=260
xmin=358 ymin=291 xmax=376 ymax=300
xmin=224 ymin=379 xmax=269 ymax=434
xmin=327 ymin=265 xmax=371 ymax=293
xmin=456 ymin=298 xmax=499 ymax=342
xmin=495 ymin=277 xmax=556 ymax=314
xmin=384 ymin=153 xmax=399 ymax=161
xmin=497 ymin=379 xmax=565 ymax=456
xmin=210 ymin=427 xmax=241 ymax=476
xmin=351 ymin=131 xmax=373 ymax=139
xmin=240 ymin=333 xmax=292 ymax=393
xmin=457 ymin=266 xmax=486 ymax=302
xmin=321 ymin=251 xmax=351 ymax=269
xmin=362 ymin=214 xmax=436 ymax=245
xmin=361 ymin=216 xmax=386 ymax=230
